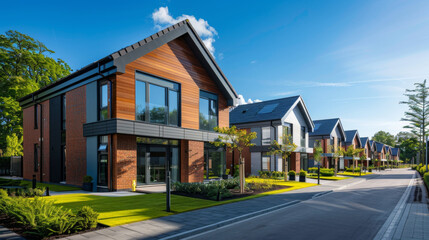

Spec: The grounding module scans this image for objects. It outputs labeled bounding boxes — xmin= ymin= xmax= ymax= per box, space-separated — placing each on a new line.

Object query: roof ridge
xmin=234 ymin=95 xmax=301 ymax=108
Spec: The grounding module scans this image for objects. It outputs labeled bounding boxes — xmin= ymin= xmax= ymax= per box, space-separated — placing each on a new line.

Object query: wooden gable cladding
xmin=113 ymin=36 xmax=229 ymax=130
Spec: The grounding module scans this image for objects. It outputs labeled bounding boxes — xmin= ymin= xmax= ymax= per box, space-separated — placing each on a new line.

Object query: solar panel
xmin=257 ymin=103 xmax=278 ymax=114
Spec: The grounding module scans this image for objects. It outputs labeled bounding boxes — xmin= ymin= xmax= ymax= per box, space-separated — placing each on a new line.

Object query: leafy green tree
xmin=332 ymin=145 xmax=345 ymax=176
xmin=399 ymin=137 xmax=419 ymax=163
xmin=345 ymin=146 xmax=364 ymax=173
xmin=400 ymin=79 xmax=429 ymax=163
xmin=4 ymin=133 xmax=23 ymax=157
xmin=212 ymin=126 xmax=257 ymax=193
xmin=372 ymin=131 xmax=395 ymax=146
xmin=359 ymin=153 xmax=367 ymax=175
xmin=0 ymin=30 xmax=71 ymax=154
xmin=268 ymin=133 xmax=297 ymax=181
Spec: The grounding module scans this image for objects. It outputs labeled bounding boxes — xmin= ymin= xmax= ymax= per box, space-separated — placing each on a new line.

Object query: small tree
xmin=345 ymin=146 xmax=364 ymax=173
xmin=332 ymin=145 xmax=345 ymax=176
xmin=359 ymin=154 xmax=367 ymax=176
xmin=313 ymin=140 xmax=324 ymax=184
xmin=268 ymin=133 xmax=297 ymax=181
xmin=212 ymin=126 xmax=256 ymax=193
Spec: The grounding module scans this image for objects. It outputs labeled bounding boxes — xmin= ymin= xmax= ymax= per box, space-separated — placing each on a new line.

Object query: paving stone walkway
xmin=0 ymin=225 xmax=25 ymax=240
xmin=60 ymin=174 xmax=378 ymax=240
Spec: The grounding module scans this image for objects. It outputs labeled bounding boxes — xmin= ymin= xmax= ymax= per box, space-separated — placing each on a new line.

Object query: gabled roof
xmin=229 ymin=96 xmax=314 ymax=131
xmin=19 ymin=20 xmax=238 ymax=107
xmin=391 ymin=147 xmax=399 ymax=156
xmin=310 ymin=118 xmax=346 ymax=139
xmin=369 ymin=140 xmax=376 ymax=151
xmin=360 ymin=137 xmax=370 ymax=148
xmin=375 ymin=141 xmax=385 ymax=153
xmin=345 ymin=130 xmax=361 ymax=147
xmin=385 ymin=145 xmax=392 ymax=154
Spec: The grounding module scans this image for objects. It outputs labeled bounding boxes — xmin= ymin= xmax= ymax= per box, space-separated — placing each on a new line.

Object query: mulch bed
xmin=0 ymin=213 xmax=106 ymax=240
xmin=173 ymin=185 xmax=291 ymax=201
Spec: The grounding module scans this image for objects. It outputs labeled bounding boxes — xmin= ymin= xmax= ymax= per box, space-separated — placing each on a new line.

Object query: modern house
xmin=391 ymin=147 xmax=400 ymax=166
xmin=359 ymin=137 xmax=372 ymax=167
xmin=374 ymin=141 xmax=387 ymax=166
xmin=229 ymin=96 xmax=314 ymax=176
xmin=344 ymin=130 xmax=362 ymax=168
xmin=18 ymin=20 xmax=239 ymax=191
xmin=308 ymin=118 xmax=346 ymax=170
xmin=385 ymin=145 xmax=392 ymax=163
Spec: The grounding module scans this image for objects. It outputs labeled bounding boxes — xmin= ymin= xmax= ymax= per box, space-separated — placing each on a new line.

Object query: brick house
xmin=344 ymin=130 xmax=362 ymax=168
xmin=359 ymin=137 xmax=372 ymax=167
xmin=18 ymin=20 xmax=239 ymax=191
xmin=374 ymin=141 xmax=387 ymax=167
xmin=391 ymin=147 xmax=400 ymax=166
xmin=228 ymin=96 xmax=314 ymax=176
xmin=308 ymin=118 xmax=346 ymax=171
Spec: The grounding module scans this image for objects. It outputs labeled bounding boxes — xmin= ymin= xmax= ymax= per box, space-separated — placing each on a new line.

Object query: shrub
xmin=419 ymin=166 xmax=428 ymax=176
xmin=345 ymin=167 xmax=360 ymax=172
xmin=299 ymin=170 xmax=307 ymax=177
xmin=288 ymin=170 xmax=296 ymax=176
xmin=233 ymin=165 xmax=239 ymax=178
xmin=308 ymin=167 xmax=318 ymax=173
xmin=247 ymin=179 xmax=274 ymax=191
xmin=83 ymin=176 xmax=93 ymax=183
xmin=173 ymin=179 xmax=237 ymax=201
xmin=320 ymin=169 xmax=334 ymax=176
xmin=225 ymin=169 xmax=230 ymax=175
xmin=424 ymin=172 xmax=429 ymax=190
xmin=0 ymin=194 xmax=98 ymax=237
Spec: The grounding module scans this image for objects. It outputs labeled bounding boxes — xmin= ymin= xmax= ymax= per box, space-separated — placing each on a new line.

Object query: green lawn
xmin=0 ymin=178 xmax=81 ymax=192
xmin=48 ymin=179 xmax=316 ymax=227
xmin=307 ymin=174 xmax=352 ymax=181
xmin=337 ymin=172 xmax=373 ymax=177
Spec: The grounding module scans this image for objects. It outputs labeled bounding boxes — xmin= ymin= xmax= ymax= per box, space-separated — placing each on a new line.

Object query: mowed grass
xmin=337 ymin=172 xmax=373 ymax=177
xmin=307 ymin=174 xmax=352 ymax=181
xmin=49 ymin=179 xmax=316 ymax=227
xmin=0 ymin=178 xmax=81 ymax=192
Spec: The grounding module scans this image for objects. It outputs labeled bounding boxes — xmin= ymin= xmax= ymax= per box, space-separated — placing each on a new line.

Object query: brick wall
xmin=291 ymin=152 xmax=300 ymax=172
xmin=113 ymin=134 xmax=137 ymax=190
xmin=65 ymin=86 xmax=86 ymax=186
xmin=23 ymin=100 xmax=50 ymax=182
xmin=181 ymin=140 xmax=204 ymax=182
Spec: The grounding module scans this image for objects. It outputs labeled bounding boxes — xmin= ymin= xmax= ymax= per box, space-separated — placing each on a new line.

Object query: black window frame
xmin=98 ymin=135 xmax=109 ymax=186
xmin=199 ymin=90 xmax=218 ymax=131
xmin=135 ymin=71 xmax=181 ymax=127
xmin=261 ymin=152 xmax=271 ymax=171
xmin=99 ymin=81 xmax=109 ymax=121
xmin=301 ymin=126 xmax=306 ymax=147
xmin=261 ymin=127 xmax=271 ymax=145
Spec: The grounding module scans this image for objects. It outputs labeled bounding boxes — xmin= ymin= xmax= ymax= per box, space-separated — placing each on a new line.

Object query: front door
xmin=149 ymin=146 xmax=167 ymax=183
xmin=97 ymin=154 xmax=108 ymax=186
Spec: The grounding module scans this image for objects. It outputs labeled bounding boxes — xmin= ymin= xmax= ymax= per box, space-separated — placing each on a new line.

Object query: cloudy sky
xmin=2 ymin=0 xmax=428 ymax=137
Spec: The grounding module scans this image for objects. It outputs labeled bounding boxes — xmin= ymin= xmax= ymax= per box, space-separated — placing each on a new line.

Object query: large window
xmin=262 ymin=153 xmax=271 ymax=171
xmin=283 ymin=124 xmax=293 ymax=143
xmin=99 ymin=82 xmax=109 ymax=120
xmin=98 ymin=136 xmax=108 ymax=186
xmin=199 ymin=90 xmax=218 ymax=131
xmin=301 ymin=126 xmax=306 ymax=147
xmin=261 ymin=127 xmax=271 ymax=145
xmin=135 ymin=72 xmax=180 ymax=126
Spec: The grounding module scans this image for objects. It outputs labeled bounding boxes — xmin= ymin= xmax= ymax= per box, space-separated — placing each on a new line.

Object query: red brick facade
xmin=291 ymin=152 xmax=301 ymax=172
xmin=65 ymin=86 xmax=87 ymax=186
xmin=23 ymin=100 xmax=50 ymax=182
xmin=180 ymin=140 xmax=204 ymax=183
xmin=113 ymin=134 xmax=137 ymax=190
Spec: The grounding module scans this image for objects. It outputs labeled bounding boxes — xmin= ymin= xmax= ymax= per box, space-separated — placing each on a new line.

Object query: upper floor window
xmin=34 ymin=105 xmax=38 ymax=129
xmin=135 ymin=72 xmax=180 ymax=126
xmin=261 ymin=127 xmax=271 ymax=145
xmin=199 ymin=90 xmax=218 ymax=131
xmin=99 ymin=82 xmax=109 ymax=120
xmin=282 ymin=124 xmax=293 ymax=144
xmin=301 ymin=126 xmax=306 ymax=147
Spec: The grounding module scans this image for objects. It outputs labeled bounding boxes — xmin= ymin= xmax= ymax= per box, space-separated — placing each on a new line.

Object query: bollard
xmin=46 ymin=187 xmax=50 ymax=196
xmin=32 ymin=174 xmax=36 ymax=189
xmin=132 ymin=180 xmax=136 ymax=192
xmin=166 ymin=170 xmax=171 ymax=212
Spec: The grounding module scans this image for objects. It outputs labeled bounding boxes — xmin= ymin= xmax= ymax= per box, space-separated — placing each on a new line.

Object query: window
xmin=135 ymin=72 xmax=180 ymax=126
xmin=199 ymin=90 xmax=218 ymax=131
xmin=34 ymin=105 xmax=38 ymax=129
xmin=258 ymin=104 xmax=278 ymax=114
xmin=262 ymin=153 xmax=270 ymax=171
xmin=262 ymin=127 xmax=271 ymax=145
xmin=99 ymin=82 xmax=109 ymax=120
xmin=283 ymin=124 xmax=292 ymax=144
xmin=301 ymin=126 xmax=306 ymax=147
xmin=98 ymin=136 xmax=108 ymax=186
xmin=34 ymin=144 xmax=38 ymax=172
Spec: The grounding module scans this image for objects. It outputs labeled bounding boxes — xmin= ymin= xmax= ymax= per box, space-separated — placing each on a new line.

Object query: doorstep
xmin=135 ymin=184 xmax=167 ymax=193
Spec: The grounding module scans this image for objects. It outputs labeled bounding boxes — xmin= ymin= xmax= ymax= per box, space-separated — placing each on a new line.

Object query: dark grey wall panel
xmin=49 ymin=95 xmax=62 ymax=183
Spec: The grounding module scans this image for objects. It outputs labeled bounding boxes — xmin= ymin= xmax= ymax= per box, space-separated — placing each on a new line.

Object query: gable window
xmin=262 ymin=153 xmax=270 ymax=171
xmin=135 ymin=72 xmax=180 ymax=126
xmin=283 ymin=123 xmax=293 ymax=144
xmin=261 ymin=127 xmax=271 ymax=145
xmin=99 ymin=82 xmax=109 ymax=120
xmin=34 ymin=105 xmax=38 ymax=129
xmin=199 ymin=90 xmax=218 ymax=131
xmin=301 ymin=126 xmax=306 ymax=147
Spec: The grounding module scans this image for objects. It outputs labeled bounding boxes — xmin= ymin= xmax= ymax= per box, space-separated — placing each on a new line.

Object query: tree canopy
xmin=372 ymin=131 xmax=395 ymax=146
xmin=0 ymin=30 xmax=71 ymax=154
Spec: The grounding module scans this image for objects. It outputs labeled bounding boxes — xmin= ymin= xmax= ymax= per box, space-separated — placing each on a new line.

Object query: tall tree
xmin=268 ymin=133 xmax=297 ymax=181
xmin=0 ymin=30 xmax=71 ymax=154
xmin=372 ymin=131 xmax=395 ymax=146
xmin=400 ymin=80 xmax=429 ymax=162
xmin=399 ymin=137 xmax=419 ymax=163
xmin=212 ymin=126 xmax=257 ymax=193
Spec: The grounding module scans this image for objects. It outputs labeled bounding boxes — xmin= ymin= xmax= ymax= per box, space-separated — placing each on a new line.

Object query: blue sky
xmin=2 ymin=0 xmax=429 ymax=137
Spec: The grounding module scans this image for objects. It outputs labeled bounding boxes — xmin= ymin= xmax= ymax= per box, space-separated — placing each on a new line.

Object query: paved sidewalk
xmin=0 ymin=225 xmax=24 ymax=240
xmin=61 ymin=174 xmax=380 ymax=240
xmin=391 ymin=174 xmax=429 ymax=240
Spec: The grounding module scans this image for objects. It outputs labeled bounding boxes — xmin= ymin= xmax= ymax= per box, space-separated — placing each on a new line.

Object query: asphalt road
xmin=187 ymin=169 xmax=414 ymax=240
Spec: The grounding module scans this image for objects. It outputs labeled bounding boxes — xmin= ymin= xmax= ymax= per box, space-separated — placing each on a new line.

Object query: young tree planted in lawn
xmin=332 ymin=145 xmax=345 ymax=176
xmin=268 ymin=133 xmax=297 ymax=181
xmin=212 ymin=126 xmax=257 ymax=193
xmin=345 ymin=146 xmax=364 ymax=173
xmin=312 ymin=140 xmax=324 ymax=184
xmin=359 ymin=153 xmax=367 ymax=176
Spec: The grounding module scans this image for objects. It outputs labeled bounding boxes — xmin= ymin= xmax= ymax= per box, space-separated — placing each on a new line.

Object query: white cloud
xmin=273 ymin=91 xmax=297 ymax=97
xmin=218 ymin=53 xmax=224 ymax=60
xmin=152 ymin=7 xmax=218 ymax=55
xmin=250 ymin=60 xmax=257 ymax=64
xmin=236 ymin=94 xmax=262 ymax=106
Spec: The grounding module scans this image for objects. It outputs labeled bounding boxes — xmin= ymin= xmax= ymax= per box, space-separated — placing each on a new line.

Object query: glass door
xmin=149 ymin=146 xmax=167 ymax=184
xmin=97 ymin=154 xmax=108 ymax=186
xmin=137 ymin=145 xmax=147 ymax=185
